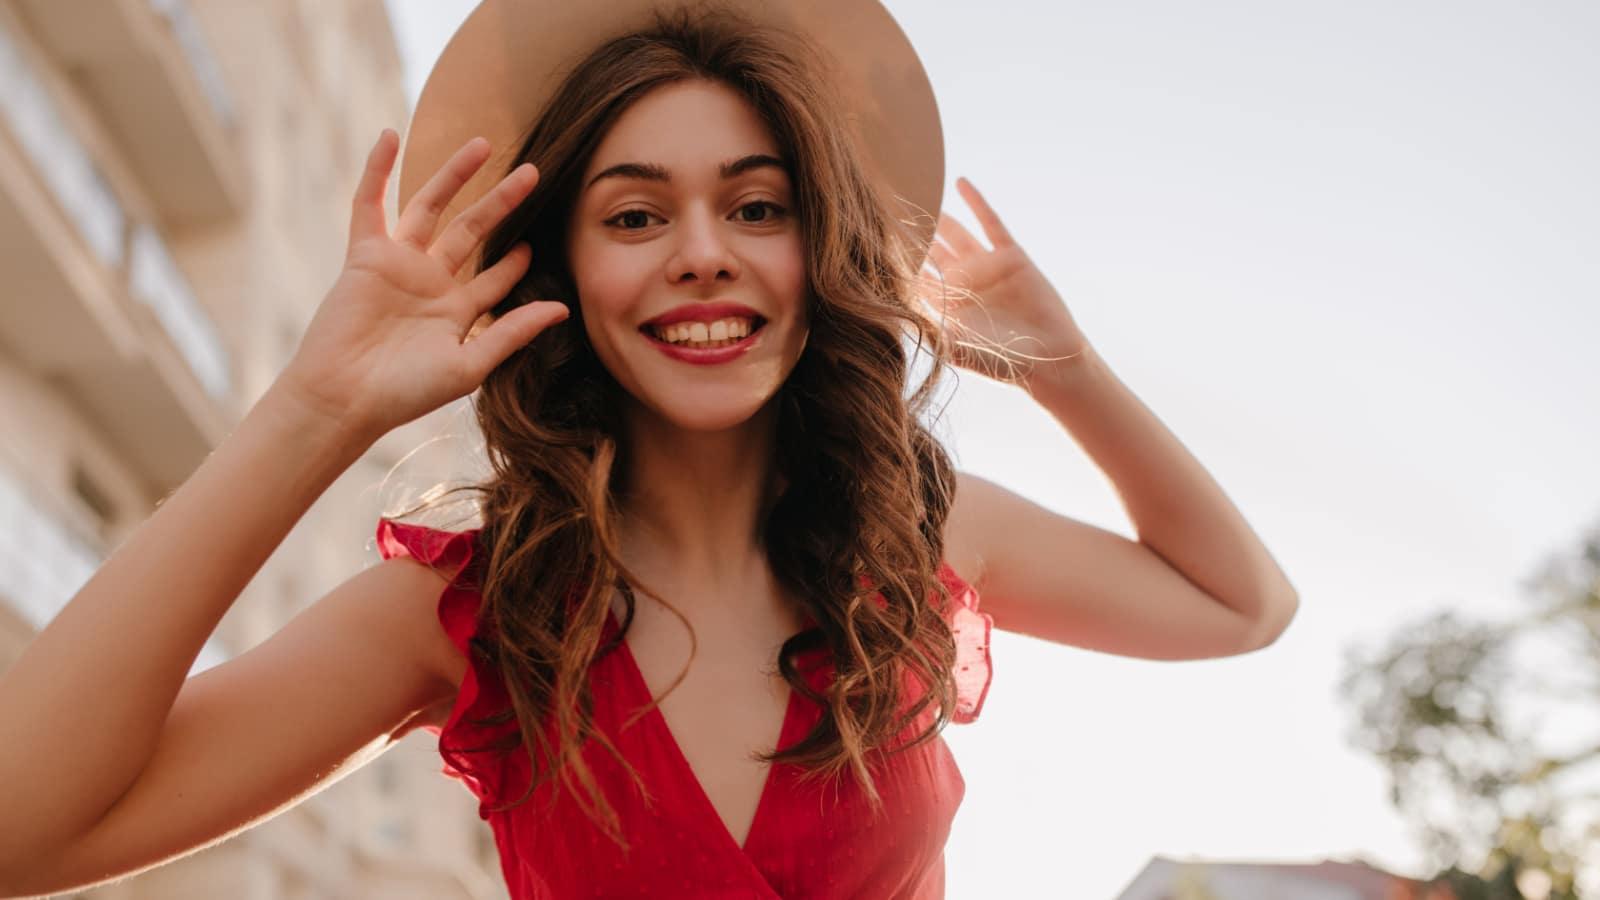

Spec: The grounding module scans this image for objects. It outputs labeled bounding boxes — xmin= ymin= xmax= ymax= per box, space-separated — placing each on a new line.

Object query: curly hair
xmin=388 ymin=6 xmax=966 ymax=853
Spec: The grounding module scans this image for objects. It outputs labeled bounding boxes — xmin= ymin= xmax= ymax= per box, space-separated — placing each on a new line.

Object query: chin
xmin=650 ymin=398 xmax=771 ymax=433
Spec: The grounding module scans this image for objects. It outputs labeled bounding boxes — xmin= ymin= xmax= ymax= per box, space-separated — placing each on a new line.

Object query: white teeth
xmin=652 ymin=316 xmax=757 ymax=347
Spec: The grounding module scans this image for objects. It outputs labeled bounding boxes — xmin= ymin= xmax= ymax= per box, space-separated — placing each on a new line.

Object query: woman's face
xmin=567 ymin=78 xmax=809 ymax=433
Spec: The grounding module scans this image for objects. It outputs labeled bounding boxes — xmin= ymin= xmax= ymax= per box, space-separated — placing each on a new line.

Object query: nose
xmin=666 ymin=205 xmax=740 ymax=286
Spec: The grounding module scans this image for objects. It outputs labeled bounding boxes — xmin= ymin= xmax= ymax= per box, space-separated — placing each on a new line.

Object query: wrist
xmin=1023 ymin=342 xmax=1106 ymax=404
xmin=256 ymin=380 xmax=378 ymax=463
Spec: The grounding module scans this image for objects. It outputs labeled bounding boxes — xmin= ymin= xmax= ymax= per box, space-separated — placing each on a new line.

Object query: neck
xmin=614 ymin=394 xmax=784 ymax=597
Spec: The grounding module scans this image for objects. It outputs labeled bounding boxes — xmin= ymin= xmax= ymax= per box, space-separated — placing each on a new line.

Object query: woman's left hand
xmin=922 ymin=178 xmax=1093 ymax=388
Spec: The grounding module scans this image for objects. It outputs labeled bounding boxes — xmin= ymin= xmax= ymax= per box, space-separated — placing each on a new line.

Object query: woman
xmin=0 ymin=1 xmax=1298 ymax=898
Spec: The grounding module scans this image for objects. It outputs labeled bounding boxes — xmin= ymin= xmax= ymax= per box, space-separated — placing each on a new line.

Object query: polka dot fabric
xmin=376 ymin=518 xmax=993 ymax=899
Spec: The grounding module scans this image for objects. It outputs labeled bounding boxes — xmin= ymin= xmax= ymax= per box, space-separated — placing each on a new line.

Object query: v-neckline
xmin=604 ymin=609 xmax=802 ymax=855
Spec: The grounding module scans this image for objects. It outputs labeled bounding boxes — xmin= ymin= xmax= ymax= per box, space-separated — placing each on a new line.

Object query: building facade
xmin=0 ymin=1 xmax=506 ymax=896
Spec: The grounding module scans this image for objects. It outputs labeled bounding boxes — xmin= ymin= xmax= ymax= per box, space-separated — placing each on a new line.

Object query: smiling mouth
xmin=640 ymin=316 xmax=768 ymax=349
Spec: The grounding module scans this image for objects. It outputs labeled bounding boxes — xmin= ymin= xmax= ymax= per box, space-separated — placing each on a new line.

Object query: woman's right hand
xmin=273 ymin=129 xmax=569 ymax=444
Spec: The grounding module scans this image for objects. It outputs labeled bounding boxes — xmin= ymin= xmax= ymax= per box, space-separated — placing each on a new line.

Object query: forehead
xmin=583 ymin=80 xmax=785 ymax=182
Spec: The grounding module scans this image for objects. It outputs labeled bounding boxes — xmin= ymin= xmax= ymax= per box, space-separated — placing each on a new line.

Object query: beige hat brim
xmin=399 ymin=0 xmax=944 ymax=274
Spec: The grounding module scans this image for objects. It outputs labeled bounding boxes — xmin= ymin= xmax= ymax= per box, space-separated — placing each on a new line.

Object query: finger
xmin=349 ymin=129 xmax=398 ymax=245
xmin=936 ymin=211 xmax=988 ymax=257
xmin=458 ymin=242 xmax=535 ymax=315
xmin=463 ymin=300 xmax=571 ymax=380
xmin=955 ymin=177 xmax=1016 ymax=249
xmin=394 ymin=136 xmax=492 ymax=250
xmin=431 ymin=163 xmax=540 ymax=275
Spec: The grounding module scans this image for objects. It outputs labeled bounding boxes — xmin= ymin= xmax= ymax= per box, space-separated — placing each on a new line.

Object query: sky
xmin=383 ymin=2 xmax=1600 ymax=896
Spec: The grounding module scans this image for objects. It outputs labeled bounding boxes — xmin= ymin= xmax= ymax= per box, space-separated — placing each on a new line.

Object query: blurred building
xmin=0 ymin=1 xmax=505 ymax=896
xmin=1114 ymin=855 xmax=1461 ymax=900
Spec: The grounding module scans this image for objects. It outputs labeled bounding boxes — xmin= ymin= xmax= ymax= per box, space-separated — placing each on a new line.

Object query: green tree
xmin=1338 ymin=517 xmax=1600 ymax=899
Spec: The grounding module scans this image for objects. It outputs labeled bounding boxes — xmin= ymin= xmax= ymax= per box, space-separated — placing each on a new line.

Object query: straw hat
xmin=397 ymin=0 xmax=944 ymax=276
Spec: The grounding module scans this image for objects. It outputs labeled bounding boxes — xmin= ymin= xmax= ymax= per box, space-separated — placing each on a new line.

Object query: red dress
xmin=376 ymin=518 xmax=993 ymax=899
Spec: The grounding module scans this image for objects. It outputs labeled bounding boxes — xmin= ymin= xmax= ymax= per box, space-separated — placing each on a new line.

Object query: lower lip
xmin=642 ymin=325 xmax=765 ymax=365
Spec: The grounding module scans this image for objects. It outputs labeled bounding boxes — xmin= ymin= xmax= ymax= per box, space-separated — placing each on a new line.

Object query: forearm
xmin=0 ymin=385 xmax=370 ymax=867
xmin=1024 ymin=347 xmax=1299 ymax=625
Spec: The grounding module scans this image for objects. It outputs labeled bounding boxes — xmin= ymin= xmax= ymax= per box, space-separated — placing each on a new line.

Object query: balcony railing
xmin=1 ymin=14 xmax=231 ymax=399
xmin=0 ymin=23 xmax=124 ymax=268
xmin=145 ymin=0 xmax=237 ymax=131
xmin=0 ymin=12 xmax=231 ymax=493
xmin=130 ymin=224 xmax=232 ymax=400
xmin=13 ymin=0 xmax=246 ymax=228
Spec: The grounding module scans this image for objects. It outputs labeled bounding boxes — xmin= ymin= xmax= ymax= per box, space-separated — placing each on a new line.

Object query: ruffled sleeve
xmin=937 ymin=561 xmax=993 ymax=724
xmin=376 ymin=517 xmax=516 ymax=819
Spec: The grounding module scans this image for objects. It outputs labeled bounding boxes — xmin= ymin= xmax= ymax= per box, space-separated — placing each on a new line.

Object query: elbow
xmin=1245 ymin=592 xmax=1299 ymax=651
xmin=0 ymin=851 xmax=21 ymax=898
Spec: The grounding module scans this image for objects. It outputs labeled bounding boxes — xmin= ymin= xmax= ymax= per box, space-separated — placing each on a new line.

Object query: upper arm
xmin=11 ymin=556 xmax=467 ymax=897
xmin=943 ymin=469 xmax=1265 ymax=661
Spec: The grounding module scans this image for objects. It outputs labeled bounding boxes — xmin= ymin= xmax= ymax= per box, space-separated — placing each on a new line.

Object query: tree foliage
xmin=1338 ymin=516 xmax=1600 ymax=899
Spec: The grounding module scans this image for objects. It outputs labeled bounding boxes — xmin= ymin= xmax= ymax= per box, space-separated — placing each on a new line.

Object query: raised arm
xmin=2 ymin=522 xmax=466 ymax=896
xmin=928 ymin=178 xmax=1299 ymax=659
xmin=0 ymin=128 xmax=565 ymax=887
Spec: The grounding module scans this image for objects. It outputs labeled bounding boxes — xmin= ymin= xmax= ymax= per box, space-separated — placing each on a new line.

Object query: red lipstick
xmin=642 ymin=325 xmax=764 ymax=365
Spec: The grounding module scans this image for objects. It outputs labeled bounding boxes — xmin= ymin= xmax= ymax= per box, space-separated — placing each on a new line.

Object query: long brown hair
xmin=389 ymin=6 xmax=965 ymax=851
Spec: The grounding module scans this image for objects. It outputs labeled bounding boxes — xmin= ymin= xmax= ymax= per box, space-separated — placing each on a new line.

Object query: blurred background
xmin=0 ymin=0 xmax=1594 ymax=897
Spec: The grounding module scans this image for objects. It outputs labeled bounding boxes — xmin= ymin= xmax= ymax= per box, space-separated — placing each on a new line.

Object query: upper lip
xmin=641 ymin=301 xmax=766 ymax=330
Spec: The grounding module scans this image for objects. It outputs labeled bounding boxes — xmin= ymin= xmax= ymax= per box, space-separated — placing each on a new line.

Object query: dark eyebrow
xmin=584 ymin=154 xmax=789 ymax=190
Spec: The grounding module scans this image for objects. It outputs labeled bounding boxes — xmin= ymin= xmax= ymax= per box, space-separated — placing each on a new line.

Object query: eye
xmin=602 ymin=201 xmax=788 ymax=231
xmin=603 ymin=209 xmax=660 ymax=230
xmin=736 ymin=201 xmax=787 ymax=223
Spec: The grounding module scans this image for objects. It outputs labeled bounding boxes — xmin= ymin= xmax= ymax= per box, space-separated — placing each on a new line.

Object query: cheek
xmin=571 ymin=244 xmax=646 ymax=322
xmin=763 ymin=234 xmax=809 ymax=312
